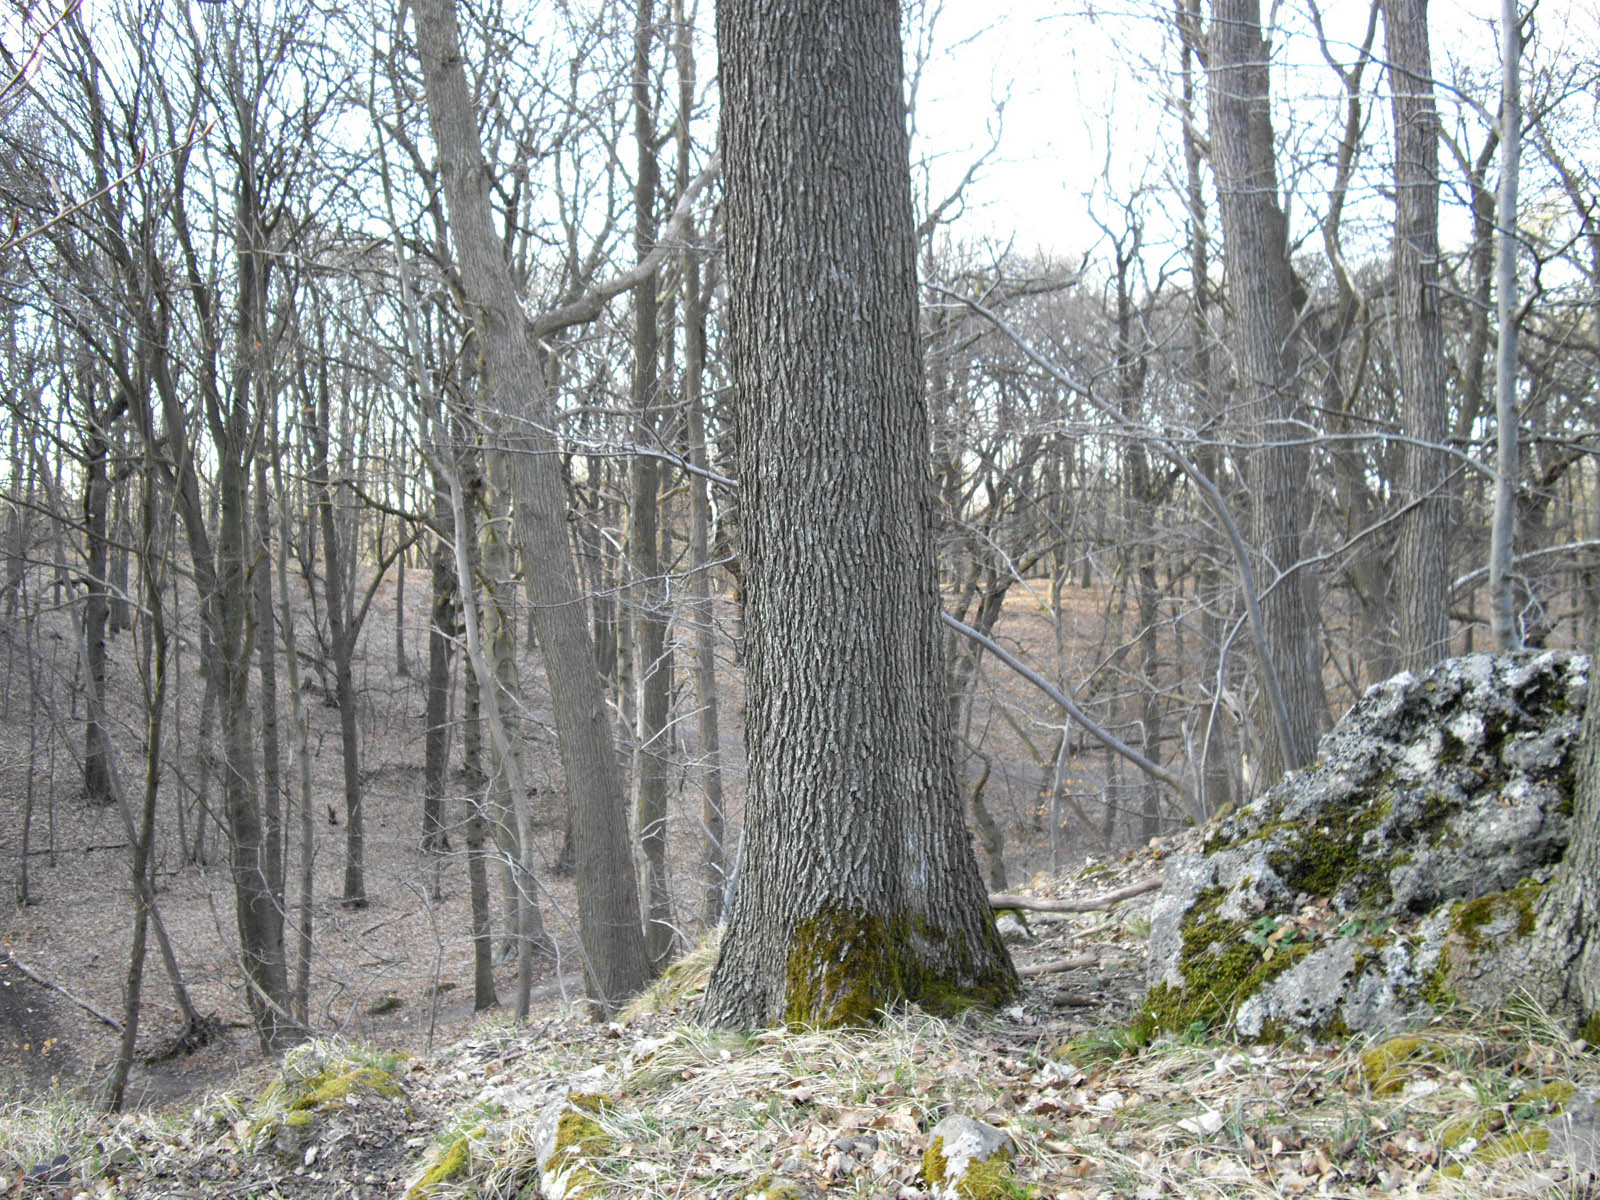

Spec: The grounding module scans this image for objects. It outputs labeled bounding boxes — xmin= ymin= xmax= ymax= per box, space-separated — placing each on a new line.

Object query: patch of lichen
xmin=1141 ymin=888 xmax=1310 ymax=1036
xmin=405 ymin=1124 xmax=483 ymax=1199
xmin=783 ymin=905 xmax=1017 ymax=1028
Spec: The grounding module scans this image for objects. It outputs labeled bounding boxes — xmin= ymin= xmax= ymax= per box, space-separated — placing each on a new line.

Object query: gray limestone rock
xmin=1146 ymin=651 xmax=1588 ymax=1040
xmin=924 ymin=1115 xmax=1015 ymax=1199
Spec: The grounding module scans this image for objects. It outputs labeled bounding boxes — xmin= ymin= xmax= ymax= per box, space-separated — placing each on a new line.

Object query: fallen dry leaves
xmin=3 ymin=838 xmax=1598 ymax=1198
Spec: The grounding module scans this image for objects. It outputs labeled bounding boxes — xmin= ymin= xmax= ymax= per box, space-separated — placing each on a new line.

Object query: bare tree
xmin=1384 ymin=0 xmax=1452 ymax=672
xmin=700 ymin=0 xmax=1016 ymax=1028
xmin=1205 ymin=0 xmax=1326 ymax=776
xmin=412 ymin=0 xmax=651 ymax=1010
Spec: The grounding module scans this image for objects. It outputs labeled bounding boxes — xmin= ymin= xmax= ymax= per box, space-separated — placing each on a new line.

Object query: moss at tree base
xmin=783 ymin=904 xmax=1016 ymax=1029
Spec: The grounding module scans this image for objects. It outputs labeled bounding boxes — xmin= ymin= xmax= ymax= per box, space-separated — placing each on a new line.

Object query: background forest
xmin=0 ymin=0 xmax=1596 ymax=1105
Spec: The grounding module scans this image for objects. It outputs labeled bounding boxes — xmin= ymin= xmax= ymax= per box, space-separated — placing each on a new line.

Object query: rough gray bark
xmin=1528 ymin=633 xmax=1600 ymax=1033
xmin=413 ymin=0 xmax=649 ymax=1010
xmin=1177 ymin=0 xmax=1234 ymax=818
xmin=465 ymin=793 xmax=498 ymax=1011
xmin=1384 ymin=0 xmax=1451 ymax=673
xmin=80 ymin=380 xmax=116 ymax=808
xmin=699 ymin=0 xmax=1016 ymax=1028
xmin=271 ymin=446 xmax=316 ymax=1027
xmin=1206 ymin=0 xmax=1326 ymax=778
xmin=479 ymin=448 xmax=553 ymax=1016
xmin=422 ymin=467 xmax=455 ymax=853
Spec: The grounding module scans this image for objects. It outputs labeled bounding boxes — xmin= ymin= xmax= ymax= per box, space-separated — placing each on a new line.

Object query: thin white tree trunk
xmin=1489 ymin=0 xmax=1522 ymax=650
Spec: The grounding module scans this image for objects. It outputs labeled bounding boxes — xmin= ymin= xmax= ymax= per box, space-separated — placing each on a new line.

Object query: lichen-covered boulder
xmin=1146 ymin=651 xmax=1588 ymax=1040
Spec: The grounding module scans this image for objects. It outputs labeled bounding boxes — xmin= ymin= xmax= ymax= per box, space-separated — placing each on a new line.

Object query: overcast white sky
xmin=911 ymin=0 xmax=1593 ymax=261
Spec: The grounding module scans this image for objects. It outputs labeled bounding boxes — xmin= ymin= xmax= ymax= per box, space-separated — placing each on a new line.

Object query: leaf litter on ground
xmin=3 ymin=837 xmax=1598 ymax=1198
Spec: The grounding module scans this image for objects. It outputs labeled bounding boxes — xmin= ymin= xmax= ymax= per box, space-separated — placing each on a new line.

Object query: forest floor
xmin=2 ymin=833 xmax=1598 ymax=1198
xmin=0 ymin=562 xmax=1158 ymax=1116
xmin=13 ymin=561 xmax=1578 ymax=1196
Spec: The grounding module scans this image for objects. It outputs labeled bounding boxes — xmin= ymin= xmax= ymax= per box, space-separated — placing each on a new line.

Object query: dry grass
xmin=3 ymin=859 xmax=1598 ymax=1200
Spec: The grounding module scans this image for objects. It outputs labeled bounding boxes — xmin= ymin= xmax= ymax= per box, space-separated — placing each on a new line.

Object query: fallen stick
xmin=1016 ymin=956 xmax=1098 ymax=978
xmin=989 ymin=877 xmax=1161 ymax=913
xmin=2 ymin=951 xmax=123 ymax=1032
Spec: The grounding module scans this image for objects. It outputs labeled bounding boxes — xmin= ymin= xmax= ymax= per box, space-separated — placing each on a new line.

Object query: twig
xmin=944 ymin=612 xmax=1197 ymax=812
xmin=1016 ymin=956 xmax=1099 ymax=978
xmin=24 ymin=842 xmax=129 ymax=856
xmin=989 ymin=877 xmax=1161 ymax=913
xmin=2 ymin=950 xmax=123 ymax=1031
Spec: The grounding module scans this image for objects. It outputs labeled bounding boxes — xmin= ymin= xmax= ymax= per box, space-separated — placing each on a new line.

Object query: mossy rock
xmin=532 ymin=1092 xmax=618 ymax=1199
xmin=1441 ymin=1127 xmax=1553 ymax=1177
xmin=245 ymin=1042 xmax=407 ymax=1156
xmin=405 ymin=1125 xmax=483 ymax=1199
xmin=742 ymin=1173 xmax=818 ymax=1199
xmin=1357 ymin=1034 xmax=1438 ymax=1094
xmin=921 ymin=1116 xmax=1018 ymax=1200
xmin=1145 ymin=652 xmax=1587 ymax=1041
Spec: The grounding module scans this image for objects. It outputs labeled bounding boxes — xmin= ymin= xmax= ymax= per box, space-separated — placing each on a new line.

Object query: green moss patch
xmin=783 ymin=905 xmax=1016 ymax=1028
xmin=405 ymin=1124 xmax=482 ymax=1199
xmin=1142 ymin=888 xmax=1312 ymax=1036
xmin=1358 ymin=1035 xmax=1439 ymax=1094
xmin=921 ymin=1134 xmax=1019 ymax=1199
xmin=1450 ymin=878 xmax=1544 ymax=949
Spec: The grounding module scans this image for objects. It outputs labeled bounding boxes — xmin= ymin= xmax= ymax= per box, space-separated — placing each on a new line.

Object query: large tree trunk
xmin=1527 ymin=635 xmax=1600 ymax=1032
xmin=1385 ymin=0 xmax=1451 ymax=673
xmin=479 ymin=449 xmax=553 ymax=1017
xmin=1206 ymin=0 xmax=1326 ymax=778
xmin=413 ymin=0 xmax=650 ymax=1010
xmin=700 ymin=0 xmax=1017 ymax=1029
